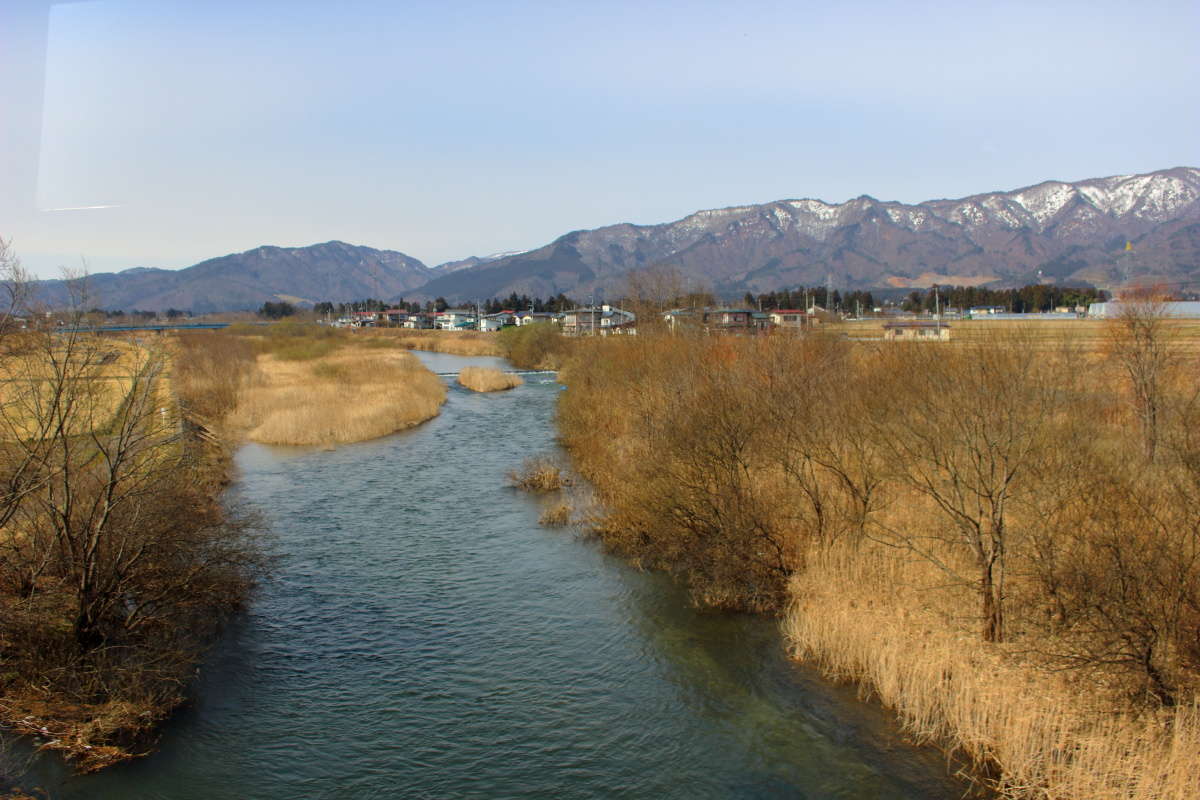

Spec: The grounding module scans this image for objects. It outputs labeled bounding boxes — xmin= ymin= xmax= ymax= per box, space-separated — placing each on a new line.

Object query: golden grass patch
xmin=367 ymin=329 xmax=503 ymax=357
xmin=538 ymin=501 xmax=572 ymax=526
xmin=229 ymin=349 xmax=445 ymax=446
xmin=786 ymin=542 xmax=1200 ymax=800
xmin=507 ymin=456 xmax=571 ymax=491
xmin=457 ymin=366 xmax=522 ymax=392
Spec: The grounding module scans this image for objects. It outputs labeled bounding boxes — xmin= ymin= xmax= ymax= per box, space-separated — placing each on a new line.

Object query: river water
xmin=9 ymin=352 xmax=970 ymax=799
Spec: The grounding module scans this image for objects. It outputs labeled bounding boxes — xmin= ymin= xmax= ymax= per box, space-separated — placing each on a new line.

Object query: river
xmin=8 ymin=351 xmax=971 ymax=799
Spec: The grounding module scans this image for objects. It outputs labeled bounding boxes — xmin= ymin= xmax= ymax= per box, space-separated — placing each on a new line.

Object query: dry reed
xmin=228 ymin=349 xmax=445 ymax=446
xmin=786 ymin=542 xmax=1200 ymax=800
xmin=555 ymin=326 xmax=1200 ymax=798
xmin=457 ymin=366 xmax=523 ymax=392
xmin=508 ymin=456 xmax=571 ymax=491
xmin=370 ymin=329 xmax=502 ymax=357
xmin=538 ymin=501 xmax=572 ymax=526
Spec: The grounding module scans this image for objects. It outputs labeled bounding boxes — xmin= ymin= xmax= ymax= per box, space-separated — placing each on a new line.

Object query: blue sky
xmin=3 ymin=0 xmax=1198 ymax=278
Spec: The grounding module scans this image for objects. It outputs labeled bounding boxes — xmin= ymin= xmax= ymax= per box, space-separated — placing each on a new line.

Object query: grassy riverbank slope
xmin=555 ymin=322 xmax=1200 ymax=799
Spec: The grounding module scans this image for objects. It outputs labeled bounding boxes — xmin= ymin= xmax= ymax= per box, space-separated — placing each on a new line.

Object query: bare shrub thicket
xmin=508 ymin=456 xmax=571 ymax=492
xmin=173 ymin=331 xmax=258 ymax=422
xmin=557 ymin=323 xmax=1200 ymax=798
xmin=1105 ymin=288 xmax=1179 ymax=462
xmin=496 ymin=322 xmax=570 ymax=370
xmin=0 ymin=254 xmax=264 ymax=770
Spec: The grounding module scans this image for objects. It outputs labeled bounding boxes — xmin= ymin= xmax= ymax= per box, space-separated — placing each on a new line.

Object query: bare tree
xmin=0 ymin=237 xmax=31 ymax=340
xmin=0 ymin=247 xmax=263 ymax=763
xmin=761 ymin=336 xmax=888 ymax=547
xmin=873 ymin=335 xmax=1075 ymax=642
xmin=620 ymin=264 xmax=714 ymax=334
xmin=1106 ymin=287 xmax=1177 ymax=462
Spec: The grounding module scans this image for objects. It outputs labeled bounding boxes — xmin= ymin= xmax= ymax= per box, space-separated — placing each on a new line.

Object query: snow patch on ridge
xmin=1012 ymin=182 xmax=1076 ymax=226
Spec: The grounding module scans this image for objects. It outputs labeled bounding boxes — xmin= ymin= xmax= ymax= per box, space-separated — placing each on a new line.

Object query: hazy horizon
xmin=3 ymin=0 xmax=1198 ymax=278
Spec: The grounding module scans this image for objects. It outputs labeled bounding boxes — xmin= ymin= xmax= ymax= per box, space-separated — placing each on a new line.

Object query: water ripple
xmin=14 ymin=352 xmax=971 ymax=800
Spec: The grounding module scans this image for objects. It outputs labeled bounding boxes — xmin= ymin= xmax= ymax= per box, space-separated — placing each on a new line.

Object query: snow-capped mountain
xmin=28 ymin=168 xmax=1200 ymax=312
xmin=417 ymin=167 xmax=1200 ymax=301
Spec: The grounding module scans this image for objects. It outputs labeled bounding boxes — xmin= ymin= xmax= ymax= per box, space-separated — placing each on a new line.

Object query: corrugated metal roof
xmin=1088 ymin=301 xmax=1200 ymax=318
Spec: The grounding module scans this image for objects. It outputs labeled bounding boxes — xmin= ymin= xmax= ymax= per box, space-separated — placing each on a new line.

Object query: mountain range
xmin=30 ymin=167 xmax=1200 ymax=312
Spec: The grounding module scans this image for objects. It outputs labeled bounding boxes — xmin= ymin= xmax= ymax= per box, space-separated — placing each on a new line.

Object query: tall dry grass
xmin=457 ymin=366 xmax=522 ymax=392
xmin=556 ymin=324 xmax=1200 ymax=797
xmin=228 ymin=349 xmax=445 ymax=446
xmin=173 ymin=324 xmax=449 ymax=446
xmin=372 ymin=329 xmax=502 ymax=357
xmin=787 ymin=542 xmax=1200 ymax=800
xmin=173 ymin=332 xmax=258 ymax=422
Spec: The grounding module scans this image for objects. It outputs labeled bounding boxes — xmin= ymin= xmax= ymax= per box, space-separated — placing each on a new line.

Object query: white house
xmin=435 ymin=309 xmax=477 ymax=330
xmin=480 ymin=311 xmax=516 ymax=332
xmin=768 ymin=309 xmax=808 ymax=330
xmin=403 ymin=313 xmax=435 ymax=329
xmin=883 ymin=321 xmax=951 ymax=341
xmin=515 ymin=311 xmax=559 ymax=326
xmin=561 ymin=305 xmax=636 ymax=336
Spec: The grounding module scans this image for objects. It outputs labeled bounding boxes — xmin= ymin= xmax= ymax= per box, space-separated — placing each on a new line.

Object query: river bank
xmin=0 ymin=330 xmax=264 ymax=776
xmin=555 ymin=331 xmax=1200 ymax=799
xmin=4 ymin=349 xmax=971 ymax=799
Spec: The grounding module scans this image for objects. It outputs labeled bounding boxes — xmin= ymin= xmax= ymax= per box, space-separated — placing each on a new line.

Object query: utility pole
xmin=935 ymin=284 xmax=941 ymax=334
xmin=826 ymin=274 xmax=835 ymax=315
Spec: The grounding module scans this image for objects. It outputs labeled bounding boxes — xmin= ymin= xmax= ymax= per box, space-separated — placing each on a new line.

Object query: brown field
xmin=834 ymin=316 xmax=1200 ymax=351
xmin=457 ymin=366 xmax=522 ymax=392
xmin=0 ymin=336 xmax=170 ymax=440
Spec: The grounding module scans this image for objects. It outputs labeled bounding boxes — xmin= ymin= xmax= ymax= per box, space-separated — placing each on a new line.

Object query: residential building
xmin=515 ymin=311 xmax=559 ymax=326
xmin=768 ymin=309 xmax=809 ymax=331
xmin=435 ymin=309 xmax=477 ymax=330
xmin=403 ymin=313 xmax=435 ymax=329
xmin=883 ymin=321 xmax=951 ymax=341
xmin=700 ymin=309 xmax=772 ymax=334
xmin=561 ymin=305 xmax=636 ymax=336
xmin=480 ymin=311 xmax=517 ymax=332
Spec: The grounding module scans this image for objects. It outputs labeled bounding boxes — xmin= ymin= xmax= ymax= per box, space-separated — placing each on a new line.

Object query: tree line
xmin=742 ymin=287 xmax=878 ymax=313
xmin=899 ymin=283 xmax=1108 ymax=313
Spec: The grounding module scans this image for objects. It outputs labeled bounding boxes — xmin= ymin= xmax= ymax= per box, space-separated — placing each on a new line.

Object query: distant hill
xmin=413 ymin=167 xmax=1200 ymax=302
xmin=428 ymin=250 xmax=528 ymax=278
xmin=31 ymin=241 xmax=431 ymax=314
xmin=27 ymin=168 xmax=1200 ymax=311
